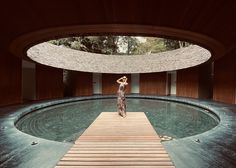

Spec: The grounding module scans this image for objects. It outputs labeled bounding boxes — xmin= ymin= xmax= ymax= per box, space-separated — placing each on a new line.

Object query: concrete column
xmin=93 ymin=73 xmax=102 ymax=94
xmin=170 ymin=71 xmax=176 ymax=95
xmin=131 ymin=74 xmax=140 ymax=94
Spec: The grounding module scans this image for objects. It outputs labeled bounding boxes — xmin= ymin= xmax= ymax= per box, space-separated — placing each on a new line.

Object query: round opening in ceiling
xmin=27 ymin=35 xmax=211 ymax=74
xmin=48 ymin=36 xmax=192 ymax=56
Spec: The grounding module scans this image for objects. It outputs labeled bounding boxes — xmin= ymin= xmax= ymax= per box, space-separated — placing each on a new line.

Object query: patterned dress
xmin=117 ymin=83 xmax=126 ymax=117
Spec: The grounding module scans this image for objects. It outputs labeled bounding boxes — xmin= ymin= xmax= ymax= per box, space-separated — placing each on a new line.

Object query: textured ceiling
xmin=27 ymin=43 xmax=210 ymax=73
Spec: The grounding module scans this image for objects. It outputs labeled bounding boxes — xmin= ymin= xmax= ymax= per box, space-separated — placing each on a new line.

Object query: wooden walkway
xmin=55 ymin=112 xmax=175 ymax=168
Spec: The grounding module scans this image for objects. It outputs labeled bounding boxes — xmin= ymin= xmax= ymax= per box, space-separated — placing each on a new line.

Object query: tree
xmin=49 ymin=36 xmax=191 ymax=55
xmin=117 ymin=36 xmax=140 ymax=55
xmin=49 ymin=36 xmax=120 ymax=54
xmin=163 ymin=39 xmax=191 ymax=49
xmin=163 ymin=39 xmax=180 ymax=50
xmin=133 ymin=37 xmax=166 ymax=54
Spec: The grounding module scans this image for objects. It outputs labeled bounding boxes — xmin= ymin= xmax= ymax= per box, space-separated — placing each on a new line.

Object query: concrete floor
xmin=0 ymin=95 xmax=236 ymax=168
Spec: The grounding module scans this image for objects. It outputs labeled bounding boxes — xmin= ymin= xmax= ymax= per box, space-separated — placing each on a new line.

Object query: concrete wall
xmin=93 ymin=73 xmax=102 ymax=94
xmin=170 ymin=71 xmax=177 ymax=95
xmin=131 ymin=74 xmax=140 ymax=94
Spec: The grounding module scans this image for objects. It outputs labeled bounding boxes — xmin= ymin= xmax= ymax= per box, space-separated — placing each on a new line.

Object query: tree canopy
xmin=49 ymin=36 xmax=190 ymax=55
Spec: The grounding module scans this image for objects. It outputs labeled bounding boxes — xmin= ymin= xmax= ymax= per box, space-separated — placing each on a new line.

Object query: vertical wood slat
xmin=176 ymin=67 xmax=199 ymax=98
xmin=72 ymin=72 xmax=93 ymax=96
xmin=36 ymin=64 xmax=63 ymax=100
xmin=0 ymin=52 xmax=22 ymax=106
xmin=140 ymin=72 xmax=167 ymax=95
xmin=213 ymin=53 xmax=236 ymax=104
xmin=102 ymin=74 xmax=131 ymax=95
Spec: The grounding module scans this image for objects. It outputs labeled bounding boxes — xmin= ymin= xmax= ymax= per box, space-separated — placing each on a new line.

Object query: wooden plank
xmin=67 ymin=151 xmax=168 ymax=154
xmin=55 ymin=166 xmax=175 ymax=168
xmin=72 ymin=145 xmax=164 ymax=148
xmin=64 ymin=153 xmax=170 ymax=158
xmin=57 ymin=161 xmax=174 ymax=166
xmin=55 ymin=112 xmax=175 ymax=167
xmin=76 ymin=112 xmax=158 ymax=137
xmin=60 ymin=157 xmax=172 ymax=161
xmin=69 ymin=148 xmax=166 ymax=151
xmin=74 ymin=142 xmax=162 ymax=145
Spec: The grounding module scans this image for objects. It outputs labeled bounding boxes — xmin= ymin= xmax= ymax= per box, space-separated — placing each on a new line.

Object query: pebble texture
xmin=27 ymin=43 xmax=211 ymax=73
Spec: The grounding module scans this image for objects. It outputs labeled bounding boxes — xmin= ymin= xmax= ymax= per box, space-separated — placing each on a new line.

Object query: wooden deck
xmin=55 ymin=112 xmax=175 ymax=168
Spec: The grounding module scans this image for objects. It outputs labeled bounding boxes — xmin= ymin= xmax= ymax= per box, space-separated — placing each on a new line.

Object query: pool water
xmin=15 ymin=98 xmax=219 ymax=143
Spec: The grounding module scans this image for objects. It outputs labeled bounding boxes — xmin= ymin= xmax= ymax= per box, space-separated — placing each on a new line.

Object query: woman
xmin=117 ymin=76 xmax=128 ymax=118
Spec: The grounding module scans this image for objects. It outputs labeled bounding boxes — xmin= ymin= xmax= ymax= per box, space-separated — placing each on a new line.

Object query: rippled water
xmin=16 ymin=98 xmax=219 ymax=142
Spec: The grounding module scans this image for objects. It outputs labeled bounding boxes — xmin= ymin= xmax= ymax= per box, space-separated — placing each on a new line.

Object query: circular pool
xmin=15 ymin=98 xmax=219 ymax=143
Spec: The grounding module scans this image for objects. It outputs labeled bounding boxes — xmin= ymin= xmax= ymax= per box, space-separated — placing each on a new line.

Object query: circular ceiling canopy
xmin=27 ymin=42 xmax=211 ymax=74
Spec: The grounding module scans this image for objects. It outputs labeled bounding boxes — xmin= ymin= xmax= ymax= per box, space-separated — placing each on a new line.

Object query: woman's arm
xmin=123 ymin=77 xmax=128 ymax=85
xmin=117 ymin=76 xmax=128 ymax=85
xmin=117 ymin=76 xmax=125 ymax=84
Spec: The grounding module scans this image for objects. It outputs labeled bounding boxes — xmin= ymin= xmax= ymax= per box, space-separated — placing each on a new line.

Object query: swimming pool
xmin=15 ymin=98 xmax=219 ymax=143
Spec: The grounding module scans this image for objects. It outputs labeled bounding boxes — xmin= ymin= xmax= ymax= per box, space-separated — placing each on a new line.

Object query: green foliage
xmin=163 ymin=39 xmax=191 ymax=50
xmin=117 ymin=36 xmax=140 ymax=55
xmin=134 ymin=37 xmax=166 ymax=54
xmin=49 ymin=36 xmax=191 ymax=55
xmin=49 ymin=36 xmax=119 ymax=54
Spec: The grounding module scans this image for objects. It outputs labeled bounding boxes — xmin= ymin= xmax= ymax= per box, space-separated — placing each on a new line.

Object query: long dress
xmin=117 ymin=83 xmax=126 ymax=117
